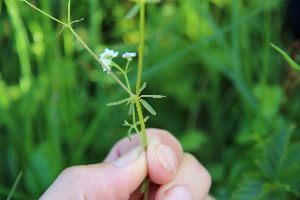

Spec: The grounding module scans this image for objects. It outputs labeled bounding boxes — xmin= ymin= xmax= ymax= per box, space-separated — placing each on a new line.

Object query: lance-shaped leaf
xmin=128 ymin=101 xmax=135 ymax=115
xmin=140 ymin=95 xmax=166 ymax=98
xmin=139 ymin=82 xmax=147 ymax=94
xmin=123 ymin=120 xmax=131 ymax=126
xmin=107 ymin=97 xmax=132 ymax=106
xmin=136 ymin=116 xmax=150 ymax=125
xmin=125 ymin=3 xmax=140 ymax=19
xmin=140 ymin=99 xmax=156 ymax=115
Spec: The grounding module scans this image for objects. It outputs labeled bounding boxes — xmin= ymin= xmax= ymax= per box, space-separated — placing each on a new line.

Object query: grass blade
xmin=270 ymin=43 xmax=300 ymax=71
xmin=6 ymin=172 xmax=22 ymax=200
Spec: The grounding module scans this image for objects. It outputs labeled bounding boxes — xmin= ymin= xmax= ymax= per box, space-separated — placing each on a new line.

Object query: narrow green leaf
xmin=138 ymin=82 xmax=147 ymax=94
xmin=123 ymin=120 xmax=130 ymax=126
xmin=125 ymin=3 xmax=140 ymax=20
xmin=127 ymin=127 xmax=134 ymax=140
xmin=270 ymin=43 xmax=300 ymax=71
xmin=107 ymin=98 xmax=132 ymax=106
xmin=7 ymin=172 xmax=22 ymax=200
xmin=140 ymin=95 xmax=166 ymax=98
xmin=141 ymin=176 xmax=149 ymax=193
xmin=140 ymin=99 xmax=156 ymax=115
xmin=128 ymin=101 xmax=135 ymax=115
xmin=143 ymin=116 xmax=149 ymax=123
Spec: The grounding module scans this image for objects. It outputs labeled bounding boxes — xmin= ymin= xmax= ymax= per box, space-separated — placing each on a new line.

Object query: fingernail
xmin=155 ymin=144 xmax=177 ymax=174
xmin=163 ymin=186 xmax=193 ymax=200
xmin=112 ymin=146 xmax=143 ymax=167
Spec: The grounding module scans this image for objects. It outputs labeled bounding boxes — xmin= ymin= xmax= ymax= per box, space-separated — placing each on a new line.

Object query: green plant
xmin=20 ymin=0 xmax=164 ymax=149
xmin=18 ymin=0 xmax=165 ymax=198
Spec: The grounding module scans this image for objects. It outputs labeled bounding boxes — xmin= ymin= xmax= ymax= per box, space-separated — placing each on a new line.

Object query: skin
xmin=40 ymin=129 xmax=212 ymax=200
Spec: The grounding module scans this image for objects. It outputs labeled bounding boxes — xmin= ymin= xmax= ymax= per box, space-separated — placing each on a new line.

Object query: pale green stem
xmin=68 ymin=0 xmax=71 ymax=23
xmin=112 ymin=63 xmax=140 ymax=140
xmin=23 ymin=0 xmax=67 ymax=26
xmin=22 ymin=0 xmax=134 ymax=98
xmin=135 ymin=98 xmax=148 ymax=148
xmin=125 ymin=60 xmax=130 ymax=73
xmin=135 ymin=1 xmax=147 ymax=149
xmin=135 ymin=1 xmax=145 ymax=94
xmin=112 ymin=63 xmax=132 ymax=93
xmin=69 ymin=27 xmax=134 ymax=97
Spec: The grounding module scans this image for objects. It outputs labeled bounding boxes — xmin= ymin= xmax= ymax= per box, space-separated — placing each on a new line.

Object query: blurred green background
xmin=1 ymin=0 xmax=300 ymax=199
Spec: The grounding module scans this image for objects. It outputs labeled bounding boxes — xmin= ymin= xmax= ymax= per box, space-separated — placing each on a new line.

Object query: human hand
xmin=40 ymin=129 xmax=211 ymax=200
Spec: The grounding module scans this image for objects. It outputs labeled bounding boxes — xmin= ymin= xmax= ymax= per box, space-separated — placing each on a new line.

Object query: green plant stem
xmin=135 ymin=1 xmax=148 ymax=149
xmin=113 ymin=63 xmax=141 ymax=137
xmin=22 ymin=0 xmax=134 ymax=98
xmin=136 ymin=1 xmax=145 ymax=94
xmin=135 ymin=98 xmax=148 ymax=147
xmin=69 ymin=27 xmax=134 ymax=97
xmin=112 ymin=63 xmax=132 ymax=94
xmin=23 ymin=0 xmax=67 ymax=26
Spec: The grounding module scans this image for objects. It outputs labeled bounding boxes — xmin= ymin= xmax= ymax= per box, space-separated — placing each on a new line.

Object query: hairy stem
xmin=22 ymin=0 xmax=134 ymax=97
xmin=135 ymin=1 xmax=148 ymax=149
xmin=69 ymin=27 xmax=134 ymax=97
xmin=23 ymin=0 xmax=67 ymax=26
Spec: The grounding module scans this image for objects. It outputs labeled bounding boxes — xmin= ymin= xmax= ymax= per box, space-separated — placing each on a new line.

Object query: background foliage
xmin=1 ymin=0 xmax=300 ymax=199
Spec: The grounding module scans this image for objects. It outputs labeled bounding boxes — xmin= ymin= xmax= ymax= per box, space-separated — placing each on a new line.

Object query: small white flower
xmin=99 ymin=48 xmax=118 ymax=73
xmin=122 ymin=52 xmax=136 ymax=61
xmin=100 ymin=58 xmax=112 ymax=73
xmin=100 ymin=48 xmax=119 ymax=59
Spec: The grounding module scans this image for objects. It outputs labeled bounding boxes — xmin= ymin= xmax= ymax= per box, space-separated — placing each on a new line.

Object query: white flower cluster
xmin=100 ymin=48 xmax=119 ymax=73
xmin=99 ymin=48 xmax=137 ymax=73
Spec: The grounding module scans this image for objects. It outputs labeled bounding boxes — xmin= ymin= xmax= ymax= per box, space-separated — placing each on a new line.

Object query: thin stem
xmin=69 ymin=27 xmax=135 ymax=97
xmin=23 ymin=0 xmax=67 ymax=26
xmin=68 ymin=0 xmax=71 ymax=23
xmin=134 ymin=1 xmax=148 ymax=149
xmin=21 ymin=0 xmax=134 ymax=98
xmin=112 ymin=63 xmax=132 ymax=92
xmin=135 ymin=98 xmax=148 ymax=148
xmin=135 ymin=1 xmax=145 ymax=94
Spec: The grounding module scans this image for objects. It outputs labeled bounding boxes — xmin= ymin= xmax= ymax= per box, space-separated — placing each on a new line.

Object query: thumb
xmin=40 ymin=146 xmax=147 ymax=200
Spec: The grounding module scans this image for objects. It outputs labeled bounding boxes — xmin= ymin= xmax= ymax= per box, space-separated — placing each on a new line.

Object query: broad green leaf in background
xmin=232 ymin=178 xmax=264 ymax=200
xmin=260 ymin=126 xmax=294 ymax=178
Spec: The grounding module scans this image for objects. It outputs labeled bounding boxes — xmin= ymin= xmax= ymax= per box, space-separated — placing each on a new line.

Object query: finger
xmin=146 ymin=128 xmax=183 ymax=185
xmin=103 ymin=128 xmax=183 ymax=185
xmin=40 ymin=146 xmax=147 ymax=200
xmin=155 ymin=153 xmax=212 ymax=200
xmin=103 ymin=133 xmax=142 ymax=162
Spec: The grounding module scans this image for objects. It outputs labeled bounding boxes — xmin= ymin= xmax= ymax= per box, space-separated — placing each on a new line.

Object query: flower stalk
xmin=135 ymin=0 xmax=148 ymax=149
